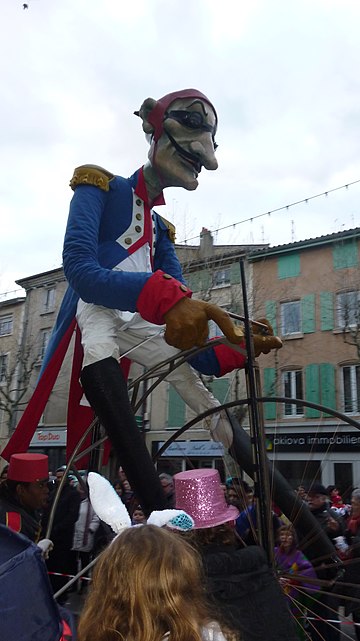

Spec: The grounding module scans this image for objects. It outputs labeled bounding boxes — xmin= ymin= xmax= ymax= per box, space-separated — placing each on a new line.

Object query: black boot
xmin=80 ymin=357 xmax=167 ymax=515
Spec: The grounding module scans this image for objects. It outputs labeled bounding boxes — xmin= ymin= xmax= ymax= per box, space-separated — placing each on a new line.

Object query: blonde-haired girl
xmin=78 ymin=524 xmax=236 ymax=641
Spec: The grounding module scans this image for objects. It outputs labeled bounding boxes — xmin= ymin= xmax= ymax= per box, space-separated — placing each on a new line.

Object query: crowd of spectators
xmin=2 ymin=454 xmax=360 ymax=641
xmin=219 ymin=475 xmax=360 ymax=641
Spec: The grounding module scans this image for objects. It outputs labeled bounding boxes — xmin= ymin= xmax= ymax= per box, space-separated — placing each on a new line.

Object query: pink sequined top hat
xmin=174 ymin=468 xmax=239 ymax=529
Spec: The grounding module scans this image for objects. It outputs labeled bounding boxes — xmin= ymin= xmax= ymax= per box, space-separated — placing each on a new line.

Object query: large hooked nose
xmin=189 ymin=134 xmax=218 ymax=171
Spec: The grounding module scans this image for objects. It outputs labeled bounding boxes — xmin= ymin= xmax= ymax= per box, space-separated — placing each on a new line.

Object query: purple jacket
xmin=274 ymin=546 xmax=319 ymax=601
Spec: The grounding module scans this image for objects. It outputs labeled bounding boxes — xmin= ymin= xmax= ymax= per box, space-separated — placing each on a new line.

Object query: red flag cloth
xmin=2 ymin=317 xmax=133 ymax=467
xmin=66 ymin=324 xmax=95 ymax=466
xmin=1 ymin=320 xmax=76 ymax=462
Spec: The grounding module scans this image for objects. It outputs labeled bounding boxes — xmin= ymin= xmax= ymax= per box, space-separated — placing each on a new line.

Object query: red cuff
xmin=60 ymin=619 xmax=73 ymax=640
xmin=213 ymin=342 xmax=247 ymax=376
xmin=137 ymin=270 xmax=192 ymax=325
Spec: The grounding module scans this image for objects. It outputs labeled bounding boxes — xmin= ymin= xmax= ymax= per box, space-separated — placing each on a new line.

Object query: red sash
xmin=6 ymin=511 xmax=21 ymax=533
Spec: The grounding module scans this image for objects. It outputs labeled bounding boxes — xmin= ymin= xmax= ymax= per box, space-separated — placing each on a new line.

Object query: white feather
xmin=88 ymin=472 xmax=131 ymax=534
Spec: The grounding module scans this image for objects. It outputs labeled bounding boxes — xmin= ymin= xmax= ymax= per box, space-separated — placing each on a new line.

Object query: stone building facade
xmin=0 ymin=296 xmax=25 ymax=453
xmin=249 ymin=227 xmax=360 ymax=496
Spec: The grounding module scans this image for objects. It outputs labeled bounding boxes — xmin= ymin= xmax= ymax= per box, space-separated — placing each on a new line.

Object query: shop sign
xmin=266 ymin=431 xmax=360 ymax=453
xmin=158 ymin=440 xmax=224 ymax=457
xmin=30 ymin=429 xmax=66 ymax=447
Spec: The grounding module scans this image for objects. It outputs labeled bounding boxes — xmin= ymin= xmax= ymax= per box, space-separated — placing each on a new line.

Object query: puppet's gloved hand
xmin=164 ymin=298 xmax=244 ymax=351
xmin=37 ymin=538 xmax=54 ymax=559
xmin=252 ymin=318 xmax=282 ymax=357
xmin=207 ymin=318 xmax=281 ymax=376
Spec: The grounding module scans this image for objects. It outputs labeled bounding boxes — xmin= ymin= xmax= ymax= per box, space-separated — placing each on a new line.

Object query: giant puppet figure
xmin=2 ymin=89 xmax=281 ymax=514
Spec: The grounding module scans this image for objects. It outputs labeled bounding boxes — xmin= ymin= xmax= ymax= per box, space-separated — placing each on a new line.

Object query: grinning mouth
xmin=179 ymin=152 xmax=202 ymax=175
xmin=164 ymin=130 xmax=202 ymax=175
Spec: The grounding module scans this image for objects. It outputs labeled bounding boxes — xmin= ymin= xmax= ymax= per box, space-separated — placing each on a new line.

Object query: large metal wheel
xmin=48 ymin=343 xmax=360 ymax=639
xmin=154 ymin=394 xmax=360 ymax=640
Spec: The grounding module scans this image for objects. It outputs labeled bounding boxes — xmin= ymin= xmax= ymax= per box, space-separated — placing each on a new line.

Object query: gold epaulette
xmin=69 ymin=164 xmax=114 ymax=192
xmin=159 ymin=215 xmax=176 ymax=243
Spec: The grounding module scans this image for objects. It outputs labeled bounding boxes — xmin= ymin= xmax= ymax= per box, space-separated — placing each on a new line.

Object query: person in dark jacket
xmin=0 ymin=453 xmax=49 ymax=543
xmin=159 ymin=472 xmax=175 ymax=508
xmin=305 ymin=483 xmax=345 ymax=641
xmin=42 ymin=466 xmax=81 ymax=603
xmin=342 ymin=488 xmax=360 ymax=640
xmin=174 ymin=468 xmax=298 ymax=641
xmin=235 ymin=501 xmax=282 ymax=546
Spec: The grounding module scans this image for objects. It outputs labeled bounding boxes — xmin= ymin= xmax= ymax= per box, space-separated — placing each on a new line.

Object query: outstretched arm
xmin=189 ymin=319 xmax=282 ymax=377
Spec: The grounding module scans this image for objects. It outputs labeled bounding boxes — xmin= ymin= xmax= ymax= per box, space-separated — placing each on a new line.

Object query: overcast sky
xmin=2 ymin=0 xmax=360 ymax=297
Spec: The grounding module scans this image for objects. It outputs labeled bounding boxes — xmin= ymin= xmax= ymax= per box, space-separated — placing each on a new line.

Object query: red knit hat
xmin=7 ymin=453 xmax=48 ymax=483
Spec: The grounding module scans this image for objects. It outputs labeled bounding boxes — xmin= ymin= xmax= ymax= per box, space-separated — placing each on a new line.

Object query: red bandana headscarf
xmin=146 ymin=89 xmax=217 ymax=142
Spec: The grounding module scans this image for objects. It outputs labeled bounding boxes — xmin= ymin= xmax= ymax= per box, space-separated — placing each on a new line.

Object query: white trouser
xmin=76 ymin=302 xmax=233 ymax=447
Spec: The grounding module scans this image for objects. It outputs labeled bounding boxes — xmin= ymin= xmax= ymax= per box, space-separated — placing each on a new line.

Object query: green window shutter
xmin=305 ymin=364 xmax=320 ymax=417
xmin=265 ymin=300 xmax=277 ymax=334
xmin=302 ymin=294 xmax=315 ymax=334
xmin=209 ymin=378 xmax=230 ymax=404
xmin=200 ymin=269 xmax=211 ymax=291
xmin=320 ymin=363 xmax=336 ymax=416
xmin=320 ymin=292 xmax=334 ymax=331
xmin=168 ymin=386 xmax=186 ymax=428
xmin=333 ymin=240 xmax=358 ymax=270
xmin=278 ymin=253 xmax=300 ymax=279
xmin=263 ymin=367 xmax=277 ymax=420
xmin=230 ymin=262 xmax=240 ymax=284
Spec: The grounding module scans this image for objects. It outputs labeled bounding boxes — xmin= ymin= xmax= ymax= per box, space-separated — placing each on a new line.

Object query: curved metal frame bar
xmin=153 ymin=396 xmax=360 ymax=461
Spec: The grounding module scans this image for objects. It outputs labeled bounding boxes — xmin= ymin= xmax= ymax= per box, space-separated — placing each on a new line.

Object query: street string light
xmin=178 ymin=178 xmax=360 ymax=244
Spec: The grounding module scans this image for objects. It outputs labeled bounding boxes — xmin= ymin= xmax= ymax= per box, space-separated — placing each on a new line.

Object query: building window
xmin=43 ymin=287 xmax=56 ymax=313
xmin=213 ymin=268 xmax=231 ymax=287
xmin=39 ymin=329 xmax=51 ymax=361
xmin=0 ymin=314 xmax=13 ymax=336
xmin=208 ymin=306 xmax=232 ymax=338
xmin=281 ymin=301 xmax=301 ymax=335
xmin=208 ymin=320 xmax=222 ymax=339
xmin=342 ymin=365 xmax=360 ymax=413
xmin=336 ymin=291 xmax=360 ymax=329
xmin=283 ymin=370 xmax=304 ymax=416
xmin=0 ymin=354 xmax=8 ymax=384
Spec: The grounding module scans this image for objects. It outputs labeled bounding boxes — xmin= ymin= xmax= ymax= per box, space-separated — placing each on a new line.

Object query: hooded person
xmin=2 ymin=89 xmax=281 ymax=516
xmin=174 ymin=468 xmax=298 ymax=641
xmin=0 ymin=524 xmax=75 ymax=641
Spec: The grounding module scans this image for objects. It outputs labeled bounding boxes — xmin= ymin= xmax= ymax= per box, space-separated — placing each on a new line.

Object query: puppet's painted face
xmin=150 ymin=98 xmax=218 ymax=191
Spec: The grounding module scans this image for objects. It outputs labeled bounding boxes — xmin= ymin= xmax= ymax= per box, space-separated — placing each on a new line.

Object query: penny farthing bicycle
xmin=48 ymin=261 xmax=360 ymax=641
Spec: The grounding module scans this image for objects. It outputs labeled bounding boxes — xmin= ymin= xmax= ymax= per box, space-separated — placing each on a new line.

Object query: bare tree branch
xmin=0 ymin=343 xmax=39 ymax=433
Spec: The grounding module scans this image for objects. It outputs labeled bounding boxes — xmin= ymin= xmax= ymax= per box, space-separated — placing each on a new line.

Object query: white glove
xmin=37 ymin=538 xmax=54 ymax=559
